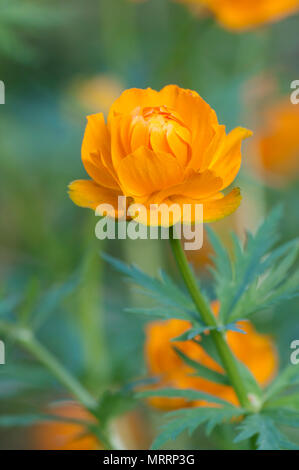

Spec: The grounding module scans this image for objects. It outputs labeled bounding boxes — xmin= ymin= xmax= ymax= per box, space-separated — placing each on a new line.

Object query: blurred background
xmin=0 ymin=0 xmax=299 ymax=449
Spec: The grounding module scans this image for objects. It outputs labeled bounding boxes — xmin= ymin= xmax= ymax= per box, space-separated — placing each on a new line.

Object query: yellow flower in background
xmin=178 ymin=0 xmax=299 ymax=31
xmin=69 ymin=85 xmax=251 ymax=225
xmin=255 ymin=98 xmax=299 ymax=184
xmin=145 ymin=301 xmax=277 ymax=410
xmin=71 ymin=75 xmax=124 ymax=116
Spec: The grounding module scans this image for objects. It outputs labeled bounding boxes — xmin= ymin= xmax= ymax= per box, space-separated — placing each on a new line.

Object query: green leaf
xmin=137 ymin=387 xmax=233 ymax=406
xmin=171 ymin=325 xmax=211 ymax=341
xmin=206 ymin=227 xmax=233 ymax=322
xmin=102 ymin=253 xmax=199 ymax=322
xmin=0 ymin=294 xmax=21 ymax=316
xmin=0 ymin=413 xmax=92 ymax=428
xmin=263 ymin=408 xmax=299 ymax=428
xmin=265 ymin=393 xmax=299 ymax=411
xmin=265 ymin=363 xmax=299 ymax=401
xmin=225 ymin=206 xmax=282 ymax=321
xmin=234 ymin=414 xmax=299 ymax=450
xmin=208 ymin=206 xmax=299 ymax=324
xmin=192 ymin=335 xmax=223 ymax=366
xmin=172 ymin=346 xmax=230 ymax=385
xmin=31 ymin=274 xmax=80 ymax=330
xmin=125 ymin=306 xmax=197 ymax=322
xmin=151 ymin=406 xmax=244 ymax=449
xmin=96 ymin=390 xmax=136 ymax=426
xmin=172 ymin=322 xmax=246 ymax=342
xmin=237 ymin=361 xmax=262 ymax=401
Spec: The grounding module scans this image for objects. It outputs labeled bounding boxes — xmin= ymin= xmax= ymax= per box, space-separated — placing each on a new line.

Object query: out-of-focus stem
xmin=0 ymin=320 xmax=114 ymax=449
xmin=0 ymin=320 xmax=97 ymax=410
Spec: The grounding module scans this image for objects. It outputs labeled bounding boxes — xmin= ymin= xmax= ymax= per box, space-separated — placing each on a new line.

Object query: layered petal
xmin=202 ymin=187 xmax=242 ymax=222
xmin=153 ymin=169 xmax=222 ymax=203
xmin=82 ymin=114 xmax=119 ymax=190
xmin=68 ymin=179 xmax=121 ymax=215
xmin=207 ymin=127 xmax=252 ymax=189
xmin=160 ymin=85 xmax=218 ymax=170
xmin=117 ymin=147 xmax=183 ymax=199
xmin=108 ymin=87 xmax=160 ymax=123
xmin=159 ymin=85 xmax=218 ymax=131
xmin=127 ymin=199 xmax=183 ymax=227
xmin=169 ymin=187 xmax=241 ymax=222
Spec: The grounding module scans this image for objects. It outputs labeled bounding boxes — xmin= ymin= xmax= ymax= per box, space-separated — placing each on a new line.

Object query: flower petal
xmin=108 ymin=87 xmax=160 ymax=123
xmin=153 ymin=170 xmax=222 ymax=203
xmin=159 ymin=85 xmax=217 ymax=130
xmin=202 ymin=187 xmax=242 ymax=222
xmin=127 ymin=199 xmax=183 ymax=227
xmin=82 ymin=114 xmax=119 ymax=190
xmin=160 ymin=85 xmax=218 ymax=169
xmin=68 ymin=179 xmax=121 ymax=215
xmin=117 ymin=147 xmax=183 ymax=198
xmin=207 ymin=127 xmax=252 ymax=190
xmin=170 ymin=187 xmax=242 ymax=223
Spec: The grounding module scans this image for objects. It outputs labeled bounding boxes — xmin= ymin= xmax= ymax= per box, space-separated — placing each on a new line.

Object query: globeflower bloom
xmin=69 ymin=85 xmax=251 ymax=225
xmin=145 ymin=302 xmax=277 ymax=410
xmin=179 ymin=0 xmax=299 ymax=31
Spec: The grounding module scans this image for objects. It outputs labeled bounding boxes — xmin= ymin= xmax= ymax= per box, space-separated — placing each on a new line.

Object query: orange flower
xmin=254 ymin=98 xmax=299 ymax=184
xmin=179 ymin=0 xmax=299 ymax=31
xmin=32 ymin=402 xmax=101 ymax=450
xmin=145 ymin=302 xmax=277 ymax=410
xmin=69 ymin=85 xmax=251 ymax=225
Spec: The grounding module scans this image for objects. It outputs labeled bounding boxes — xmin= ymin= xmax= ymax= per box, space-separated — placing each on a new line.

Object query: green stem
xmin=0 ymin=320 xmax=115 ymax=448
xmin=0 ymin=320 xmax=97 ymax=411
xmin=169 ymin=227 xmax=252 ymax=411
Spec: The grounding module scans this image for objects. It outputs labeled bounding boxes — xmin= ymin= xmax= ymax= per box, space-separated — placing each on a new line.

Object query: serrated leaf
xmin=31 ymin=274 xmax=80 ymax=330
xmin=265 ymin=393 xmax=299 ymax=411
xmin=137 ymin=387 xmax=233 ymax=406
xmin=171 ymin=325 xmax=214 ymax=341
xmin=263 ymin=408 xmax=299 ymax=428
xmin=173 ymin=346 xmax=230 ymax=385
xmin=0 ymin=413 xmax=92 ymax=428
xmin=96 ymin=390 xmax=136 ymax=426
xmin=208 ymin=206 xmax=299 ymax=324
xmin=102 ymin=253 xmax=199 ymax=320
xmin=151 ymin=406 xmax=244 ymax=449
xmin=192 ymin=334 xmax=223 ymax=367
xmin=237 ymin=361 xmax=262 ymax=400
xmin=125 ymin=306 xmax=197 ymax=322
xmin=265 ymin=363 xmax=299 ymax=401
xmin=225 ymin=206 xmax=282 ymax=321
xmin=172 ymin=322 xmax=245 ymax=342
xmin=234 ymin=414 xmax=299 ymax=450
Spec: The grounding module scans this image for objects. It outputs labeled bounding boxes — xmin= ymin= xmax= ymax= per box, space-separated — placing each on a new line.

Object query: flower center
xmin=130 ymin=105 xmax=192 ymax=166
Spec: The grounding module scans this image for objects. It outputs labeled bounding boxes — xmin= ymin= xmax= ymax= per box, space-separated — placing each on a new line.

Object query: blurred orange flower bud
xmin=32 ymin=402 xmax=151 ymax=450
xmin=71 ymin=75 xmax=124 ymax=116
xmin=145 ymin=301 xmax=277 ymax=410
xmin=179 ymin=0 xmax=299 ymax=31
xmin=254 ymin=98 xmax=299 ymax=185
xmin=32 ymin=402 xmax=101 ymax=450
xmin=69 ymin=85 xmax=251 ymax=225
